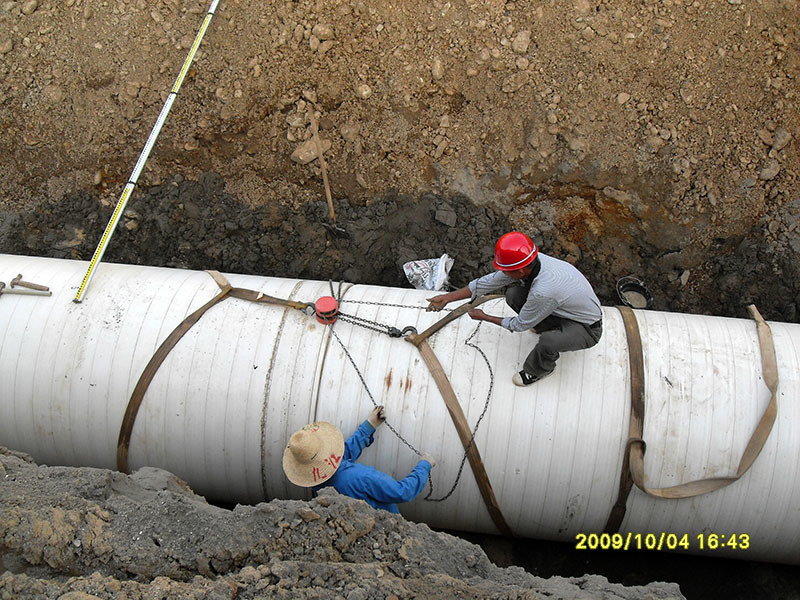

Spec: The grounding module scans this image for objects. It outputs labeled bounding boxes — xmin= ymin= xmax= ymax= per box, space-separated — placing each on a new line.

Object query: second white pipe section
xmin=1 ymin=254 xmax=798 ymax=564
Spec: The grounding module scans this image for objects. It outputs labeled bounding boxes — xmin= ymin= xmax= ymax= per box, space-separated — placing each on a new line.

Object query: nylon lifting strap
xmin=117 ymin=271 xmax=311 ymax=473
xmin=604 ymin=304 xmax=779 ymax=533
xmin=406 ymin=294 xmax=512 ymax=537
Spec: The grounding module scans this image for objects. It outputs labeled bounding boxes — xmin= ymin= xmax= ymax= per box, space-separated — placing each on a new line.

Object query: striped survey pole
xmin=73 ymin=0 xmax=220 ymax=303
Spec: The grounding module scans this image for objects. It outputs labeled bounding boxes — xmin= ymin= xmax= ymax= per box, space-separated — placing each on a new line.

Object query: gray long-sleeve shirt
xmin=467 ymin=252 xmax=602 ymax=332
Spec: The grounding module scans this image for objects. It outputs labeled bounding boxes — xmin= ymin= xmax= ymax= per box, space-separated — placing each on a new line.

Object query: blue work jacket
xmin=315 ymin=420 xmax=432 ymax=513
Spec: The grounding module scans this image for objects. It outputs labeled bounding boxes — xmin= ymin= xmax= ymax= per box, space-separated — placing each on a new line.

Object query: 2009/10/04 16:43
xmin=574 ymin=532 xmax=751 ymax=551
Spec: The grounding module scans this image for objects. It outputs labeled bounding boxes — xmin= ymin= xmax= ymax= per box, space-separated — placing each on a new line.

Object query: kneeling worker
xmin=427 ymin=231 xmax=602 ymax=387
xmin=282 ymin=406 xmax=436 ymax=513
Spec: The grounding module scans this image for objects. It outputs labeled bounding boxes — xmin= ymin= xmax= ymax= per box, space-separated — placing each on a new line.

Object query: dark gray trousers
xmin=506 ymin=284 xmax=602 ymax=378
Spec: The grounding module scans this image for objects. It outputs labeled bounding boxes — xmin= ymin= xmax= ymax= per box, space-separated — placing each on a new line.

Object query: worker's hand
xmin=468 ymin=308 xmax=487 ymax=321
xmin=420 ymin=453 xmax=436 ymax=468
xmin=426 ymin=294 xmax=449 ymax=312
xmin=368 ymin=405 xmax=386 ymax=428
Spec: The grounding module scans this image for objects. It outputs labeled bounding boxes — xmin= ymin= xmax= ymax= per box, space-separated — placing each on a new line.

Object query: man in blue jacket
xmin=282 ymin=406 xmax=436 ymax=513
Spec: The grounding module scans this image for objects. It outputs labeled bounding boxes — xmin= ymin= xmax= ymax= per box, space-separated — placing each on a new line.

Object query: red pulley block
xmin=315 ymin=296 xmax=339 ymax=324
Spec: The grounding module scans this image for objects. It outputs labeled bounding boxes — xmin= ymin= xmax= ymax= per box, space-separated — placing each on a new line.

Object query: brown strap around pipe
xmin=405 ymin=294 xmax=512 ymax=536
xmin=406 ymin=335 xmax=512 ymax=536
xmin=117 ymin=272 xmax=232 ymax=473
xmin=116 ymin=272 xmax=314 ymax=473
xmin=604 ymin=304 xmax=779 ymax=530
xmin=412 ymin=294 xmax=502 ymax=344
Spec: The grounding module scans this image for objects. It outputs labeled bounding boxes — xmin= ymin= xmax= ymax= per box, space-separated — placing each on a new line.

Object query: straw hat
xmin=282 ymin=422 xmax=345 ymax=487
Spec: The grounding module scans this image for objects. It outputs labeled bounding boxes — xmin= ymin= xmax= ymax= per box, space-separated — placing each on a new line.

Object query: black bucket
xmin=616 ymin=276 xmax=654 ymax=309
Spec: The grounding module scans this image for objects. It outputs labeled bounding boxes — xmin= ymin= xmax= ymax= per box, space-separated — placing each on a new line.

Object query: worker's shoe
xmin=512 ymin=369 xmax=551 ymax=387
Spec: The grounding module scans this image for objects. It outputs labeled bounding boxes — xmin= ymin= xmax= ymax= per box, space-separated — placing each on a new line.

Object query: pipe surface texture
xmin=1 ymin=254 xmax=799 ymax=564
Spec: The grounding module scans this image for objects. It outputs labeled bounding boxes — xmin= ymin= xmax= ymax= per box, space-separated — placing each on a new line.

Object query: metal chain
xmin=329 ymin=327 xmax=423 ymax=454
xmin=328 ymin=321 xmax=495 ymax=502
xmin=425 ymin=322 xmax=494 ymax=502
xmin=335 ymin=311 xmax=406 ymax=337
xmin=340 ymin=298 xmax=455 ymax=312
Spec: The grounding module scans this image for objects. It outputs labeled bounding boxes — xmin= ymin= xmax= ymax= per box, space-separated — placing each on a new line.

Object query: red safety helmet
xmin=493 ymin=231 xmax=538 ymax=271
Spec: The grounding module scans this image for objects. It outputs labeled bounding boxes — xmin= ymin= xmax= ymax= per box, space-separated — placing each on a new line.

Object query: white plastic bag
xmin=402 ymin=253 xmax=454 ymax=291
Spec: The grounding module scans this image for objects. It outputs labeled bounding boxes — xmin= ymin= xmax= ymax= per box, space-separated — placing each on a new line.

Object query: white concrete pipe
xmin=1 ymin=254 xmax=798 ymax=564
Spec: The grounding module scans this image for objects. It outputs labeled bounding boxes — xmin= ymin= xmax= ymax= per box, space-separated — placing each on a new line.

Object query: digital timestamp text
xmin=575 ymin=532 xmax=751 ymax=551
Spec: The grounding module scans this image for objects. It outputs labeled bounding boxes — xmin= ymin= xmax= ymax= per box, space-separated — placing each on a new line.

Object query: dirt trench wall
xmin=1 ymin=0 xmax=799 ymax=322
xmin=1 ymin=172 xmax=799 ymax=323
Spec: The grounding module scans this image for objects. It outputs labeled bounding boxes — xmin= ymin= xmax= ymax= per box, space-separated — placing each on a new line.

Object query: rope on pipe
xmin=74 ymin=0 xmax=221 ymax=303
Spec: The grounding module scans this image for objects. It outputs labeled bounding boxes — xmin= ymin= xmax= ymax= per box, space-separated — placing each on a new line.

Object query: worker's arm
xmin=470 ymin=295 xmax=559 ymax=332
xmin=342 ymin=420 xmax=376 ymax=461
xmin=467 ymin=308 xmax=503 ymax=326
xmin=359 ymin=460 xmax=433 ymax=505
xmin=426 ymin=285 xmax=471 ymax=311
xmin=428 ymin=270 xmax=515 ymax=311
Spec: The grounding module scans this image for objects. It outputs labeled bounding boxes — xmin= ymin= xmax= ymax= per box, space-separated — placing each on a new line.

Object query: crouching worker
xmin=282 ymin=406 xmax=436 ymax=513
xmin=427 ymin=231 xmax=602 ymax=387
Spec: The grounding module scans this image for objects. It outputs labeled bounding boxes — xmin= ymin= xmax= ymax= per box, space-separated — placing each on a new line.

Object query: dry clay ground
xmin=0 ymin=0 xmax=800 ymax=598
xmin=0 ymin=0 xmax=798 ymax=318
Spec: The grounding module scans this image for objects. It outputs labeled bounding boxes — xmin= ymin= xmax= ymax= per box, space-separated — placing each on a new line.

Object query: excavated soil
xmin=0 ymin=0 xmax=798 ymax=320
xmin=2 ymin=0 xmax=800 ymax=597
xmin=1 ymin=448 xmax=692 ymax=600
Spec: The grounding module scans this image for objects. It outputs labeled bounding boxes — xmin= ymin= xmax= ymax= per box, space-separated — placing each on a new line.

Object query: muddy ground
xmin=1 ymin=0 xmax=800 ymax=598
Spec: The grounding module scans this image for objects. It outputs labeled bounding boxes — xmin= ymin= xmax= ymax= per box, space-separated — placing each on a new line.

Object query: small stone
xmin=355 ymin=84 xmax=371 ymax=99
xmin=21 ymin=0 xmax=38 ymax=15
xmin=616 ymin=92 xmax=631 ymax=105
xmin=770 ymin=127 xmax=791 ymax=153
xmin=290 ymin=137 xmax=332 ymax=165
xmin=340 ymin=122 xmax=359 ymax=142
xmin=564 ymin=131 xmax=587 ymax=153
xmin=311 ymin=23 xmax=334 ymax=40
xmin=646 ymin=135 xmax=664 ymax=150
xmin=501 ymin=72 xmax=527 ymax=93
xmin=431 ymin=57 xmax=444 ymax=80
xmin=511 ymin=30 xmax=530 ymax=54
xmin=435 ymin=208 xmax=457 ymax=227
xmin=0 ymin=38 xmax=12 ymax=54
xmin=297 ymin=507 xmax=320 ymax=521
xmin=679 ymin=270 xmax=690 ymax=286
xmin=757 ymin=128 xmax=774 ymax=146
xmin=574 ymin=0 xmax=591 ymax=16
xmin=758 ymin=159 xmax=780 ymax=180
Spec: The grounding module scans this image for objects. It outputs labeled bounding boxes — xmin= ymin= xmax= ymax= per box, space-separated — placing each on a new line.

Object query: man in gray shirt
xmin=427 ymin=231 xmax=602 ymax=386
